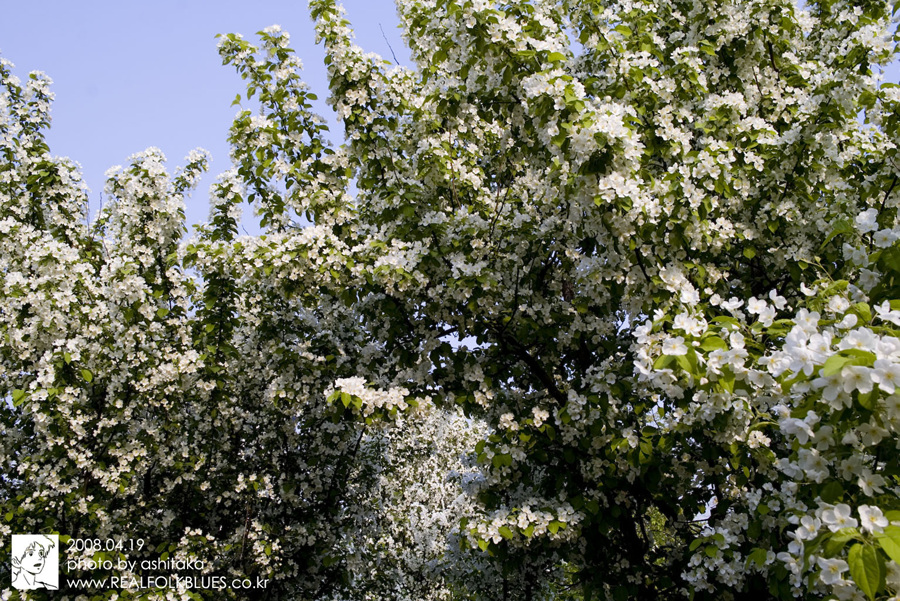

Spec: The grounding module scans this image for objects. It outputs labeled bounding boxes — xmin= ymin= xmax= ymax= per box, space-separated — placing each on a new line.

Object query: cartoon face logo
xmin=11 ymin=534 xmax=59 ymax=590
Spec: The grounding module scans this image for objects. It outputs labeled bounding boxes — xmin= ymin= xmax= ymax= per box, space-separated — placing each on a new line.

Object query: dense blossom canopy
xmin=2 ymin=0 xmax=900 ymax=599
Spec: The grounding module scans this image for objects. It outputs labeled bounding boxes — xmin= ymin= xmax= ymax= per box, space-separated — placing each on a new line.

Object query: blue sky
xmin=1 ymin=2 xmax=898 ymax=229
xmin=0 ymin=0 xmax=408 ymax=227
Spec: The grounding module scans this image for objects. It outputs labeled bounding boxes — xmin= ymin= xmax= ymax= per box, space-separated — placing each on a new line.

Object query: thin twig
xmin=379 ymin=24 xmax=401 ymax=65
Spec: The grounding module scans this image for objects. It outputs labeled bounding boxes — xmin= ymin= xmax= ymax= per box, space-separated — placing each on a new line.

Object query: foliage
xmin=3 ymin=0 xmax=900 ymax=598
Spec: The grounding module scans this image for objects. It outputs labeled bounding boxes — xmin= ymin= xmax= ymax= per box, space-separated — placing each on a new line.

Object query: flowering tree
xmin=3 ymin=0 xmax=900 ymax=598
xmin=301 ymin=0 xmax=900 ymax=598
xmin=322 ymin=402 xmax=491 ymax=601
xmin=0 ymin=47 xmax=411 ymax=598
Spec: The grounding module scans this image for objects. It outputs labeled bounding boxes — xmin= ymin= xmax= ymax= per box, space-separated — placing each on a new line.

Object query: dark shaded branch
xmin=494 ymin=327 xmax=566 ymax=404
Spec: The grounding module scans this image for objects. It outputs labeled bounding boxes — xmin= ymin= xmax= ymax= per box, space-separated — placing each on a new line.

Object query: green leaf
xmin=848 ymin=543 xmax=885 ymax=601
xmin=766 ymin=319 xmax=794 ymax=336
xmin=851 ymin=302 xmax=872 ymax=323
xmin=858 ymin=390 xmax=877 ymax=411
xmin=820 ymin=481 xmax=844 ymax=504
xmin=156 ymin=307 xmax=170 ymax=318
xmin=492 ymin=454 xmax=512 ymax=468
xmin=747 ymin=548 xmax=768 ymax=567
xmin=824 ymin=528 xmax=857 ymax=557
xmin=699 ymin=40 xmax=716 ymax=56
xmin=821 ymin=219 xmax=853 ymax=248
xmin=81 ymin=369 xmax=93 ymax=383
xmin=653 ymin=354 xmax=675 ymax=369
xmin=719 ymin=369 xmax=735 ymax=394
xmin=711 ymin=316 xmax=740 ymax=328
xmin=477 ymin=538 xmax=489 ymax=552
xmin=699 ymin=336 xmax=728 ymax=351
xmin=11 ymin=389 xmax=26 ymax=406
xmin=875 ymin=526 xmax=900 ymax=564
xmin=499 ymin=526 xmax=514 ymax=539
xmin=547 ymin=51 xmax=566 ymax=62
xmin=821 ymin=349 xmax=876 ymax=377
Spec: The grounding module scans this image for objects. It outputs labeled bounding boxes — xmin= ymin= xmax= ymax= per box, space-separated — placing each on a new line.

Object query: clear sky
xmin=0 ymin=0 xmax=408 ymax=227
xmin=1 ymin=1 xmax=898 ymax=229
